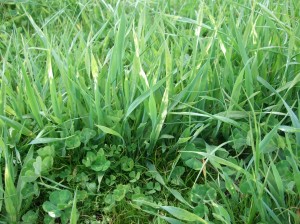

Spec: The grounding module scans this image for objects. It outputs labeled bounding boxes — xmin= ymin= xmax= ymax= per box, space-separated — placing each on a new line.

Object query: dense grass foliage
xmin=1 ymin=0 xmax=300 ymax=223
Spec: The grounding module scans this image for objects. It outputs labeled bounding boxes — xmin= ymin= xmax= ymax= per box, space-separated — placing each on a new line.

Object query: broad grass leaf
xmin=157 ymin=216 xmax=183 ymax=224
xmin=279 ymin=125 xmax=300 ymax=133
xmin=0 ymin=115 xmax=33 ymax=136
xmin=212 ymin=203 xmax=231 ymax=224
xmin=30 ymin=137 xmax=65 ymax=145
xmin=96 ymin=125 xmax=124 ymax=144
xmin=149 ymin=40 xmax=172 ymax=151
xmin=184 ymin=158 xmax=203 ymax=170
xmin=259 ymin=123 xmax=281 ymax=153
xmin=229 ymin=69 xmax=244 ymax=110
xmin=160 ymin=206 xmax=207 ymax=223
xmin=70 ymin=189 xmax=78 ymax=224
xmin=105 ymin=11 xmax=126 ymax=107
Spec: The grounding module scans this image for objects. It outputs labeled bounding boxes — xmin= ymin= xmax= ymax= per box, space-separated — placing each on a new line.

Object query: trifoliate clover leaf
xmin=37 ymin=145 xmax=55 ymax=158
xmin=66 ymin=135 xmax=81 ymax=149
xmin=80 ymin=128 xmax=96 ymax=144
xmin=120 ymin=156 xmax=134 ymax=172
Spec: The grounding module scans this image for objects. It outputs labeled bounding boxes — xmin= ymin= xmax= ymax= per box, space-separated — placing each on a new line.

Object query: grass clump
xmin=0 ymin=0 xmax=300 ymax=223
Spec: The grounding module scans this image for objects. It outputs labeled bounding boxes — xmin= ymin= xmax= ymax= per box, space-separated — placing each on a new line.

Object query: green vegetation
xmin=1 ymin=0 xmax=300 ymax=223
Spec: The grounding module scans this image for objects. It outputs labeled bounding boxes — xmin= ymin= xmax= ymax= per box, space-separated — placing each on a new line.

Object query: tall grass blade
xmin=96 ymin=125 xmax=124 ymax=144
xmin=149 ymin=41 xmax=172 ymax=152
xmin=20 ymin=63 xmax=43 ymax=128
xmin=70 ymin=189 xmax=78 ymax=224
xmin=124 ymin=77 xmax=166 ymax=120
xmin=257 ymin=76 xmax=300 ymax=147
xmin=0 ymin=116 xmax=33 ymax=137
xmin=1 ymin=139 xmax=19 ymax=223
xmin=105 ymin=11 xmax=126 ymax=108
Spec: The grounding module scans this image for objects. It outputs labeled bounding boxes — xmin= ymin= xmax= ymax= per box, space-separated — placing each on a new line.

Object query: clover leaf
xmin=66 ymin=135 xmax=81 ymax=149
xmin=33 ymin=156 xmax=42 ymax=176
xmin=21 ymin=182 xmax=39 ymax=199
xmin=37 ymin=145 xmax=55 ymax=158
xmin=43 ymin=201 xmax=61 ymax=218
xmin=22 ymin=169 xmax=39 ymax=182
xmin=120 ymin=156 xmax=134 ymax=172
xmin=129 ymin=171 xmax=140 ymax=183
xmin=185 ymin=157 xmax=203 ymax=170
xmin=239 ymin=180 xmax=254 ymax=195
xmin=212 ymin=203 xmax=231 ymax=223
xmin=49 ymin=190 xmax=72 ymax=209
xmin=21 ymin=210 xmax=38 ymax=223
xmin=190 ymin=184 xmax=210 ymax=203
xmin=229 ymin=127 xmax=249 ymax=152
xmin=113 ymin=184 xmax=129 ymax=201
xmin=42 ymin=190 xmax=73 ymax=221
xmin=146 ymin=181 xmax=161 ymax=194
xmin=86 ymin=182 xmax=97 ymax=193
xmin=181 ymin=143 xmax=204 ymax=170
xmin=82 ymin=149 xmax=110 ymax=172
xmin=169 ymin=166 xmax=185 ymax=186
xmin=21 ymin=159 xmax=39 ymax=182
xmin=41 ymin=156 xmax=53 ymax=174
xmin=105 ymin=175 xmax=116 ymax=186
xmin=194 ymin=204 xmax=209 ymax=218
xmin=80 ymin=128 xmax=96 ymax=145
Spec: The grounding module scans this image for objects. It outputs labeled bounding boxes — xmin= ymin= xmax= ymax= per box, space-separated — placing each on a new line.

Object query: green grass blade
xmin=149 ymin=41 xmax=172 ymax=152
xmin=124 ymin=77 xmax=166 ymax=120
xmin=1 ymin=139 xmax=19 ymax=223
xmin=70 ymin=189 xmax=78 ymax=224
xmin=259 ymin=123 xmax=281 ymax=153
xmin=21 ymin=63 xmax=43 ymax=128
xmin=160 ymin=206 xmax=207 ymax=224
xmin=230 ymin=10 xmax=253 ymax=104
xmin=257 ymin=76 xmax=300 ymax=146
xmin=0 ymin=116 xmax=33 ymax=137
xmin=105 ymin=11 xmax=126 ymax=108
xmin=30 ymin=137 xmax=67 ymax=145
xmin=47 ymin=50 xmax=61 ymax=123
xmin=96 ymin=125 xmax=124 ymax=144
xmin=147 ymin=162 xmax=192 ymax=208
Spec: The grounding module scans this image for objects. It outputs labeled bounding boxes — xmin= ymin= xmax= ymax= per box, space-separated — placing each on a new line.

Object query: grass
xmin=0 ymin=0 xmax=300 ymax=223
